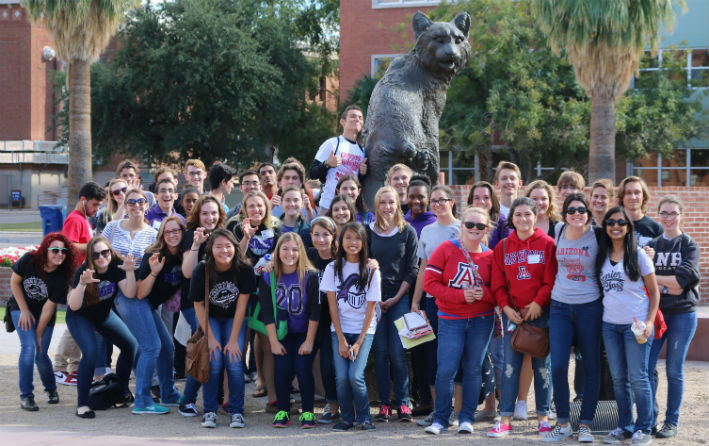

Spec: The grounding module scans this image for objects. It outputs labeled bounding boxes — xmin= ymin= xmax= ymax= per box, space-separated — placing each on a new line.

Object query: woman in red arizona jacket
xmin=488 ymin=197 xmax=558 ymax=439
xmin=423 ymin=206 xmax=497 ymax=434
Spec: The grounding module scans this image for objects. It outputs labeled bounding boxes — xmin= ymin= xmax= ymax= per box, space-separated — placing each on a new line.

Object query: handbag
xmin=247 ymin=270 xmax=288 ymax=340
xmin=510 ymin=306 xmax=550 ymax=358
xmin=185 ymin=267 xmax=211 ymax=384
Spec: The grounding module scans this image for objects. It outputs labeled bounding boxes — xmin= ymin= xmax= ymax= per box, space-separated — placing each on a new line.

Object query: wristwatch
xmin=662 ymin=286 xmax=669 ymax=294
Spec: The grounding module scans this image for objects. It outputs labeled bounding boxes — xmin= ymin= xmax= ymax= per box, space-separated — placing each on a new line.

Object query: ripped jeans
xmin=499 ymin=311 xmax=552 ymax=418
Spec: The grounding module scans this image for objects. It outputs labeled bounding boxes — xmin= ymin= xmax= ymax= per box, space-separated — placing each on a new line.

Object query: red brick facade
xmin=0 ymin=3 xmax=58 ymax=141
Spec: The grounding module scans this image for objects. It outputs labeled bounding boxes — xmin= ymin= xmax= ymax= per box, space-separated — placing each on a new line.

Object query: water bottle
xmin=254 ymin=254 xmax=272 ymax=274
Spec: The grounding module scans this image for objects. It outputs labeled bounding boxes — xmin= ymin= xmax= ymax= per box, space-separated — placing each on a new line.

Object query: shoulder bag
xmin=185 ymin=266 xmax=211 ymax=383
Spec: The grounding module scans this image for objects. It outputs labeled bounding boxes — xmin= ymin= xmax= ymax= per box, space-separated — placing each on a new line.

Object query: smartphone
xmin=349 ymin=348 xmax=354 ymax=362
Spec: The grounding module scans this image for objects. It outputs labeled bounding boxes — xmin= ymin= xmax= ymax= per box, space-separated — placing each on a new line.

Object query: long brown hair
xmin=83 ymin=236 xmax=120 ymax=306
xmin=186 ymin=195 xmax=226 ymax=230
xmin=145 ymin=216 xmax=186 ymax=263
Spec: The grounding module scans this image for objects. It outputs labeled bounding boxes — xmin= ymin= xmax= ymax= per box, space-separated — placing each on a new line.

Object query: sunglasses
xmin=126 ymin=198 xmax=148 ymax=206
xmin=566 ymin=206 xmax=587 ymax=215
xmin=112 ymin=187 xmax=127 ymax=196
xmin=48 ymin=247 xmax=68 ymax=254
xmin=464 ymin=221 xmax=487 ymax=230
xmin=605 ymin=218 xmax=628 ymax=227
xmin=92 ymin=249 xmax=111 ymax=260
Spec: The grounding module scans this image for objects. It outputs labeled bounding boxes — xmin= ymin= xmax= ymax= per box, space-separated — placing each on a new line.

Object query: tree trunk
xmin=589 ymin=94 xmax=616 ymax=182
xmin=67 ymin=60 xmax=93 ymax=209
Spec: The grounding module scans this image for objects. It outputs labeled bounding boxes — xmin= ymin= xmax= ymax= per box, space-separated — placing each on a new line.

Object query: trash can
xmin=39 ymin=205 xmax=66 ymax=236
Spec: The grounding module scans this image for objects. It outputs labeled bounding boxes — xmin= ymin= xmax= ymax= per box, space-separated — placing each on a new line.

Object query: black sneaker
xmin=47 ymin=389 xmax=59 ymax=404
xmin=318 ymin=403 xmax=340 ymax=424
xmin=655 ymin=423 xmax=677 ymax=438
xmin=21 ymin=396 xmax=38 ymax=411
xmin=179 ymin=401 xmax=199 ymax=417
xmin=150 ymin=385 xmax=161 ymax=403
xmin=355 ymin=421 xmax=376 ymax=431
xmin=332 ymin=421 xmax=354 ymax=431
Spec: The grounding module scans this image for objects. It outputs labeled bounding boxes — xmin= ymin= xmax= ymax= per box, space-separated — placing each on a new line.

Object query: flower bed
xmin=0 ymin=245 xmax=38 ymax=267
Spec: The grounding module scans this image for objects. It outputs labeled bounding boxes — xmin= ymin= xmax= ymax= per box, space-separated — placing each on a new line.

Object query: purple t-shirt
xmin=404 ymin=210 xmax=437 ymax=238
xmin=260 ymin=271 xmax=320 ymax=334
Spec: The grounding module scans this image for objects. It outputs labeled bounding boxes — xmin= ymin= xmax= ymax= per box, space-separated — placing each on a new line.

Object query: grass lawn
xmin=0 ymin=222 xmax=43 ymax=232
xmin=0 ymin=305 xmax=66 ymax=325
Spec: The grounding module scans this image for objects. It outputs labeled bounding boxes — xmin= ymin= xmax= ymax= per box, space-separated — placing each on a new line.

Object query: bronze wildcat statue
xmin=362 ymin=11 xmax=471 ymax=208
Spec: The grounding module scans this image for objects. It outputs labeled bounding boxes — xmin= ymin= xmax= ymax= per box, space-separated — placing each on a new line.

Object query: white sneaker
xmin=449 ymin=410 xmax=459 ymax=426
xmin=425 ymin=422 xmax=446 ymax=435
xmin=230 ymin=413 xmax=245 ymax=428
xmin=513 ymin=400 xmax=528 ymax=420
xmin=458 ymin=421 xmax=474 ymax=434
xmin=417 ymin=411 xmax=434 ymax=427
xmin=578 ymin=425 xmax=594 ymax=443
xmin=201 ymin=411 xmax=217 ymax=428
xmin=542 ymin=423 xmax=573 ymax=442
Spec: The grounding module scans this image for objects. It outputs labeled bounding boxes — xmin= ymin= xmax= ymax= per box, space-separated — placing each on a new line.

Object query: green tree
xmin=23 ymin=0 xmax=139 ymax=207
xmin=86 ymin=0 xmax=334 ymax=169
xmin=535 ymin=0 xmax=681 ymax=181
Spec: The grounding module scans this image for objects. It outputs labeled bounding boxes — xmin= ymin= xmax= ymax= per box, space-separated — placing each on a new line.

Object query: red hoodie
xmin=492 ymin=227 xmax=557 ymax=310
xmin=423 ymin=240 xmax=496 ymax=319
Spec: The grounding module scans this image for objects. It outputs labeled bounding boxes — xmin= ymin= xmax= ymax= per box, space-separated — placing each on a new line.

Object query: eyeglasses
xmin=566 ymin=206 xmax=587 ymax=215
xmin=605 ymin=218 xmax=628 ymax=227
xmin=112 ymin=187 xmax=127 ymax=196
xmin=48 ymin=247 xmax=68 ymax=254
xmin=165 ymin=228 xmax=182 ymax=236
xmin=464 ymin=222 xmax=487 ymax=230
xmin=92 ymin=249 xmax=111 ymax=260
xmin=659 ymin=211 xmax=681 ymax=218
xmin=126 ymin=198 xmax=148 ymax=206
xmin=430 ymin=198 xmax=452 ymax=206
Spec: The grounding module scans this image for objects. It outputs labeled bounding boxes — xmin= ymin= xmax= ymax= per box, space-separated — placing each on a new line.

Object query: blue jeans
xmin=500 ymin=312 xmax=552 ymax=417
xmin=648 ymin=311 xmax=697 ymax=427
xmin=65 ymin=308 xmax=137 ymax=407
xmin=180 ymin=307 xmax=202 ymax=404
xmin=202 ymin=317 xmax=246 ymax=414
xmin=332 ymin=332 xmax=374 ymax=424
xmin=373 ymin=295 xmax=410 ymax=406
xmin=114 ymin=294 xmax=181 ymax=408
xmin=11 ymin=311 xmax=56 ymax=399
xmin=602 ymin=321 xmax=654 ymax=433
xmin=550 ymin=299 xmax=602 ymax=425
xmin=433 ymin=314 xmax=494 ymax=426
xmin=274 ymin=332 xmax=315 ymax=412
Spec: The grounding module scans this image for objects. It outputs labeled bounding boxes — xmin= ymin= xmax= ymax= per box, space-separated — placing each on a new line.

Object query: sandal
xmin=252 ymin=387 xmax=267 ymax=398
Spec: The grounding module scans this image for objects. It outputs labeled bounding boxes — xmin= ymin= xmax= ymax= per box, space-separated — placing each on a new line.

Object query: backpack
xmin=88 ymin=373 xmax=126 ymax=410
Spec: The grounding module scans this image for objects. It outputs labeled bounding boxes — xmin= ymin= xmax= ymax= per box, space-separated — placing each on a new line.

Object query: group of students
xmin=6 ymin=126 xmax=700 ymax=443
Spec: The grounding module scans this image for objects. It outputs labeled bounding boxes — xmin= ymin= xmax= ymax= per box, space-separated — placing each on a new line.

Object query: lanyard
xmin=455 ymin=239 xmax=482 ymax=289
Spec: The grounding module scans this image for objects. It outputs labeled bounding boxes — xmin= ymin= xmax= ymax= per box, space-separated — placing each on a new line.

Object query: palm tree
xmin=23 ymin=0 xmax=138 ymax=206
xmin=535 ymin=0 xmax=681 ymax=181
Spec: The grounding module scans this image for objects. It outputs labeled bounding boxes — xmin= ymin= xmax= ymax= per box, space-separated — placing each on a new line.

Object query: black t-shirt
xmin=189 ymin=262 xmax=257 ymax=318
xmin=307 ymin=247 xmax=333 ymax=337
xmin=8 ymin=253 xmax=68 ymax=326
xmin=71 ymin=263 xmax=126 ymax=322
xmin=634 ymin=215 xmax=663 ymax=247
xmin=137 ymin=252 xmax=184 ymax=310
xmin=228 ymin=220 xmax=281 ymax=264
xmin=180 ymin=229 xmax=210 ymax=310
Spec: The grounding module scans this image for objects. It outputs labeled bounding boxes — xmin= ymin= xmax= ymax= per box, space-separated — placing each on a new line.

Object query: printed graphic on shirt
xmin=655 ymin=251 xmax=682 ymax=269
xmin=209 ymin=281 xmax=240 ymax=309
xmin=164 ymin=265 xmax=182 ymax=286
xmin=635 ymin=232 xmax=652 ymax=248
xmin=504 ymin=249 xmax=545 ymax=266
xmin=248 ymin=232 xmax=275 ymax=257
xmin=338 ymin=153 xmax=362 ymax=177
xmin=337 ymin=273 xmax=366 ymax=309
xmin=558 ymin=245 xmax=591 ymax=281
xmin=448 ymin=262 xmax=482 ymax=289
xmin=276 ymin=283 xmax=304 ymax=316
xmin=600 ymin=270 xmax=624 ymax=293
xmin=22 ymin=277 xmax=48 ymax=302
xmin=97 ymin=281 xmax=116 ymax=301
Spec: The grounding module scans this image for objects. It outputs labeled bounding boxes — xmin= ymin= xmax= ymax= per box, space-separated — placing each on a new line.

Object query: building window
xmin=635 ymin=48 xmax=709 ymax=89
xmin=371 ymin=54 xmax=402 ymax=78
xmin=373 ymin=0 xmax=445 ymax=8
xmin=631 ymin=148 xmax=709 ymax=186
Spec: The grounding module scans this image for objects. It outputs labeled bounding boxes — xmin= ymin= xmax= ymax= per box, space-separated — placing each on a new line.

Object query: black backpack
xmin=88 ymin=373 xmax=126 ymax=410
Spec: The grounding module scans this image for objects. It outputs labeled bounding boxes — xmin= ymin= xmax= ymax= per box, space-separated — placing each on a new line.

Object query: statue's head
xmin=412 ymin=11 xmax=471 ymax=79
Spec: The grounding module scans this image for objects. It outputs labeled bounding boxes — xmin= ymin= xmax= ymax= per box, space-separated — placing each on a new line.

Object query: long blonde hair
xmin=102 ymin=179 xmax=127 ymax=225
xmin=273 ymin=232 xmax=314 ymax=284
xmin=373 ymin=186 xmax=405 ymax=233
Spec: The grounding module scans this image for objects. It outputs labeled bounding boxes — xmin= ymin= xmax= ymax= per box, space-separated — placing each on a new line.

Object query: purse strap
xmin=203 ymin=265 xmax=210 ymax=338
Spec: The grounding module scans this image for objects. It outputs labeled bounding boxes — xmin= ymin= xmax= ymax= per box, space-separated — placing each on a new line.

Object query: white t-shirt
xmin=320 ymin=260 xmax=381 ymax=334
xmin=600 ymin=247 xmax=655 ymax=325
xmin=417 ymin=220 xmax=460 ymax=297
xmin=315 ymin=136 xmax=365 ymax=210
xmin=499 ymin=203 xmax=510 ymax=220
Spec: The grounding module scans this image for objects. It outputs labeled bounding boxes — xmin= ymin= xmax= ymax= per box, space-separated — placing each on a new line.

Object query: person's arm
xmin=327 ymin=290 xmax=350 ymax=360
xmin=35 ymin=300 xmax=57 ymax=352
xmin=182 ymin=228 xmax=208 ymax=278
xmin=656 ymin=236 xmax=700 ymax=292
xmin=381 ymin=228 xmax=417 ymax=310
xmin=10 ymin=272 xmax=35 ymax=330
xmin=533 ymin=240 xmax=557 ymax=308
xmin=68 ymin=268 xmax=99 ymax=311
xmin=299 ymin=271 xmax=321 ymax=355
xmin=411 ymin=259 xmax=427 ymax=312
xmin=643 ymin=272 xmax=661 ymax=338
xmin=73 ymin=243 xmax=88 ymax=254
xmin=423 ymin=246 xmax=466 ymax=305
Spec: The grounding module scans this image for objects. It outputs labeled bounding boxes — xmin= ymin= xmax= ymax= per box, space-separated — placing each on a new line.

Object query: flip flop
xmin=252 ymin=387 xmax=267 ymax=398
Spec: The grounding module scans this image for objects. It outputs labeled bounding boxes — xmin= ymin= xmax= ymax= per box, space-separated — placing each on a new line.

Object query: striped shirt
xmin=102 ymin=220 xmax=157 ymax=267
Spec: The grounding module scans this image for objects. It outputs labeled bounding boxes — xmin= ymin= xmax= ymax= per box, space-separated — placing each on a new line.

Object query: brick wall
xmin=0 ymin=267 xmax=11 ymax=303
xmin=450 ymin=185 xmax=709 ymax=304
